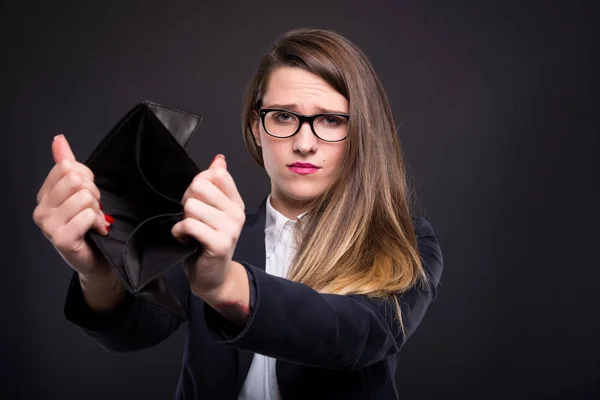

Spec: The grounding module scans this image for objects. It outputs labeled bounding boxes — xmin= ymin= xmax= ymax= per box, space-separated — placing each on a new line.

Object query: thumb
xmin=52 ymin=134 xmax=76 ymax=164
xmin=209 ymin=154 xmax=227 ymax=169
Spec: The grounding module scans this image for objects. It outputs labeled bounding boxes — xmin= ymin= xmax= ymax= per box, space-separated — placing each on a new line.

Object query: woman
xmin=33 ymin=28 xmax=443 ymax=399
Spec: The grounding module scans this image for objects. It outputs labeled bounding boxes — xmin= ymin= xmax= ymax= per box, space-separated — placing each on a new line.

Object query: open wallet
xmin=82 ymin=101 xmax=203 ymax=319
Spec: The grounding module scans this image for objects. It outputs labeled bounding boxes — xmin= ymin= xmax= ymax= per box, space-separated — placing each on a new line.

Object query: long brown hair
xmin=241 ymin=28 xmax=429 ymax=332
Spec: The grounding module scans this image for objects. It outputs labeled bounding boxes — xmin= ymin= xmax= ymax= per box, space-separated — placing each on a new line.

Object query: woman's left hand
xmin=172 ymin=154 xmax=246 ymax=297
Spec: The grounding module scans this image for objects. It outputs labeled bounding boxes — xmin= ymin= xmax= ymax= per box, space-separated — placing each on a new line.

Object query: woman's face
xmin=251 ymin=66 xmax=348 ymax=218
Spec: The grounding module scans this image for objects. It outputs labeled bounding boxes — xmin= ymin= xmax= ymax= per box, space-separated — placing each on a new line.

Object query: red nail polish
xmin=99 ymin=203 xmax=103 ymax=210
xmin=105 ymin=214 xmax=114 ymax=224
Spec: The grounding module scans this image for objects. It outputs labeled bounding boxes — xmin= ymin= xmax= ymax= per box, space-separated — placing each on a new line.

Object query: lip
xmin=288 ymin=162 xmax=320 ymax=175
xmin=289 ymin=162 xmax=320 ymax=168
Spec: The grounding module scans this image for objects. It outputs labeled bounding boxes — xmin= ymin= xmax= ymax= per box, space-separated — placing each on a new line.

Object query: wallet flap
xmin=145 ymin=101 xmax=202 ymax=149
xmin=124 ymin=213 xmax=199 ymax=291
xmin=136 ymin=108 xmax=201 ymax=205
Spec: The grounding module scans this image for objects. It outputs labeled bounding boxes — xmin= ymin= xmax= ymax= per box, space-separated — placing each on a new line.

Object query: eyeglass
xmin=259 ymin=108 xmax=350 ymax=142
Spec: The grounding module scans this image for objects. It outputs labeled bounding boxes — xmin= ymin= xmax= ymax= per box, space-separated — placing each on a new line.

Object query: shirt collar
xmin=265 ymin=194 xmax=307 ymax=253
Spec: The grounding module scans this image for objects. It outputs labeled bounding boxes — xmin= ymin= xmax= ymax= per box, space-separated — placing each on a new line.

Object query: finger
xmin=179 ymin=154 xmax=227 ymax=205
xmin=35 ymin=177 xmax=103 ymax=231
xmin=56 ymin=189 xmax=108 ymax=235
xmin=172 ymin=218 xmax=230 ymax=254
xmin=194 ymin=154 xmax=244 ymax=211
xmin=52 ymin=134 xmax=76 ymax=164
xmin=182 ymin=177 xmax=231 ymax=213
xmin=44 ymin=172 xmax=101 ymax=209
xmin=37 ymin=160 xmax=95 ymax=204
xmin=42 ymin=190 xmax=108 ymax=240
xmin=206 ymin=165 xmax=245 ymax=212
xmin=209 ymin=154 xmax=226 ymax=169
xmin=53 ymin=208 xmax=103 ymax=253
xmin=182 ymin=197 xmax=226 ymax=231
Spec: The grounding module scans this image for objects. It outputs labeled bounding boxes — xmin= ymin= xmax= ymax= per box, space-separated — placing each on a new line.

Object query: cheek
xmin=260 ymin=136 xmax=284 ymax=173
xmin=324 ymin=145 xmax=346 ymax=172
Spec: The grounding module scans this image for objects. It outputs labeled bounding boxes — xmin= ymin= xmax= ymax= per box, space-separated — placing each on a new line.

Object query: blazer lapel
xmin=232 ymin=195 xmax=268 ymax=387
xmin=233 ymin=195 xmax=267 ymax=270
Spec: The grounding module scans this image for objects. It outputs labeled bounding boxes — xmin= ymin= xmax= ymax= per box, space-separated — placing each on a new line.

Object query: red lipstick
xmin=288 ymin=162 xmax=320 ymax=175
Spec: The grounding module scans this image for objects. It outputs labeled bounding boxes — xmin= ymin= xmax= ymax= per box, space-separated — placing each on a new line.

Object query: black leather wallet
xmin=83 ymin=101 xmax=203 ymax=319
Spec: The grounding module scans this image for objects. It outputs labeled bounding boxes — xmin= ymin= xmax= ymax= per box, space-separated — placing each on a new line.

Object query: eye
xmin=324 ymin=116 xmax=341 ymax=125
xmin=274 ymin=112 xmax=294 ymax=122
xmin=317 ymin=115 xmax=346 ymax=127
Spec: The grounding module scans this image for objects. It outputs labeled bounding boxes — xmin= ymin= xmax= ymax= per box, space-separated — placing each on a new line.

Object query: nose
xmin=293 ymin=120 xmax=318 ymax=155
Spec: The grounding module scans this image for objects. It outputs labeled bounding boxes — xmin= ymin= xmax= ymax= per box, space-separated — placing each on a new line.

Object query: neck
xmin=269 ymin=192 xmax=310 ymax=220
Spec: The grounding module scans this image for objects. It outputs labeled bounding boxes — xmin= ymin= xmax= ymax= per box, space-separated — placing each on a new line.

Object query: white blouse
xmin=237 ymin=195 xmax=305 ymax=400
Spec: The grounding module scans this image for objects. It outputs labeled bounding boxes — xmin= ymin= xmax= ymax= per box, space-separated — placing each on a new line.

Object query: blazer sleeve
xmin=203 ymin=216 xmax=443 ymax=371
xmin=63 ymin=264 xmax=189 ymax=353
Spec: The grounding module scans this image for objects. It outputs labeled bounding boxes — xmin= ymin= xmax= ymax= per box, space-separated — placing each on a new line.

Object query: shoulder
xmin=411 ymin=216 xmax=443 ymax=285
xmin=411 ymin=216 xmax=436 ymax=238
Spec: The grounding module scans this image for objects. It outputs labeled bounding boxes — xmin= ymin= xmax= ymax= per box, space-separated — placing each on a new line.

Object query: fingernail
xmin=99 ymin=203 xmax=103 ymax=211
xmin=54 ymin=134 xmax=64 ymax=141
xmin=105 ymin=214 xmax=114 ymax=224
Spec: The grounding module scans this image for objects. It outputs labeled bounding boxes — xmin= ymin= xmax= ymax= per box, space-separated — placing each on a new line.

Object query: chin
xmin=279 ymin=185 xmax=324 ymax=204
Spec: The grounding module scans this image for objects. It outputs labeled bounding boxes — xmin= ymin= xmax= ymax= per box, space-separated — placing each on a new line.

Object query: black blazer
xmin=64 ymin=195 xmax=444 ymax=399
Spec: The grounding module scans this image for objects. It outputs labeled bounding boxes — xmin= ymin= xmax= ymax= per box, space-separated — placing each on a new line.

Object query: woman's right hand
xmin=32 ymin=134 xmax=113 ymax=278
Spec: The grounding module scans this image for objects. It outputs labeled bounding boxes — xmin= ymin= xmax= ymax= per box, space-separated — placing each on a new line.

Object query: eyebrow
xmin=263 ymin=103 xmax=348 ymax=115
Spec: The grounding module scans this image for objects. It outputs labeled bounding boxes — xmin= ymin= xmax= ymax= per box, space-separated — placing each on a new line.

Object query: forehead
xmin=262 ymin=66 xmax=348 ymax=113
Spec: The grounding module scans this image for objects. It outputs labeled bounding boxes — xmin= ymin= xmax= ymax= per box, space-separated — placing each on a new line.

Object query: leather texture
xmin=83 ymin=101 xmax=203 ymax=318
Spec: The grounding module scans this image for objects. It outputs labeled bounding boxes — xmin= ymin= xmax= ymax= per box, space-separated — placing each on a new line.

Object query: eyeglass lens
xmin=264 ymin=110 xmax=348 ymax=141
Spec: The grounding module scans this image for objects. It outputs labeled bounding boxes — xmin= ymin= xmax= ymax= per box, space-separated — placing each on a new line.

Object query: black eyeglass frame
xmin=259 ymin=108 xmax=350 ymax=142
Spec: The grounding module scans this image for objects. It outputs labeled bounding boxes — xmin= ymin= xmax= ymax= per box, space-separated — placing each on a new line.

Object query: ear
xmin=250 ymin=111 xmax=262 ymax=147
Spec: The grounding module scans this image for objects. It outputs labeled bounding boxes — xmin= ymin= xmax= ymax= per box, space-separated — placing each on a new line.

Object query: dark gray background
xmin=2 ymin=1 xmax=598 ymax=399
